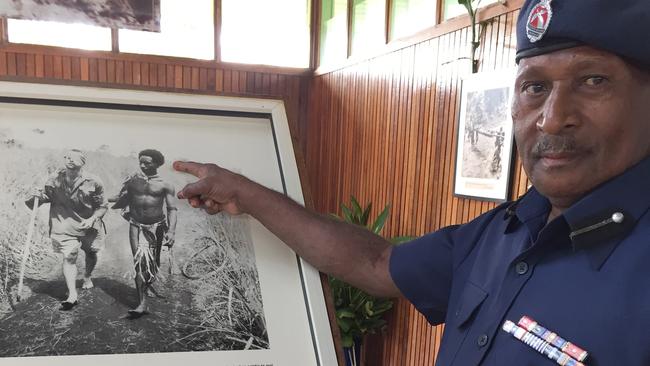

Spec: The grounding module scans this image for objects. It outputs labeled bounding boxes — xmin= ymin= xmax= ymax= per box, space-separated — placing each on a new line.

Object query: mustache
xmin=532 ymin=135 xmax=578 ymax=156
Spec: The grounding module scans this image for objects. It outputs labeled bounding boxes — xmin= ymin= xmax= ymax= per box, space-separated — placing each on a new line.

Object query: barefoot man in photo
xmin=27 ymin=149 xmax=108 ymax=311
xmin=111 ymin=149 xmax=177 ymax=318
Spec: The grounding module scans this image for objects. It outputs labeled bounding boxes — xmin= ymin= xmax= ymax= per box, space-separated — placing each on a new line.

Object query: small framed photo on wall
xmin=453 ymin=69 xmax=516 ymax=202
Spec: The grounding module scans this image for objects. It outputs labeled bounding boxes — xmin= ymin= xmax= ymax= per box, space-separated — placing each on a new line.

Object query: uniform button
xmin=612 ymin=212 xmax=624 ymax=223
xmin=477 ymin=334 xmax=489 ymax=347
xmin=515 ymin=261 xmax=529 ymax=275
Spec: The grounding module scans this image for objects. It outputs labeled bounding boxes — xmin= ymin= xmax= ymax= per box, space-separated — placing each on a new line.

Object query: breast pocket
xmin=454 ymin=281 xmax=488 ymax=329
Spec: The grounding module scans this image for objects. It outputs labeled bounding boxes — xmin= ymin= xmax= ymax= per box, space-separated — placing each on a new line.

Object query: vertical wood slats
xmin=306 ymin=9 xmax=524 ymax=366
xmin=0 ymin=48 xmax=309 ymax=160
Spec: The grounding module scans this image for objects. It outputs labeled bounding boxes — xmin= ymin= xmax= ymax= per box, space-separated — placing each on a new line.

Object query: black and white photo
xmin=454 ymin=70 xmax=515 ymax=201
xmin=0 ymin=82 xmax=336 ymax=366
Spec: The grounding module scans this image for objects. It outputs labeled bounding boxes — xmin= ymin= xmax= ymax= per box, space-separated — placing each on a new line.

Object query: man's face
xmin=139 ymin=155 xmax=158 ymax=176
xmin=512 ymin=46 xmax=650 ymax=207
xmin=63 ymin=152 xmax=83 ymax=170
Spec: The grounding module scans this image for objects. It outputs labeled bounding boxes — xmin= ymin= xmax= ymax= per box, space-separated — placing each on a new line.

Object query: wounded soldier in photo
xmin=110 ymin=149 xmax=177 ymax=318
xmin=26 ymin=149 xmax=108 ymax=311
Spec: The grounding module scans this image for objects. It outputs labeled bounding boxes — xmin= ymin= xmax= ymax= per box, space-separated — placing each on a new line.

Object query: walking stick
xmin=168 ymin=245 xmax=175 ymax=275
xmin=17 ymin=197 xmax=39 ymax=302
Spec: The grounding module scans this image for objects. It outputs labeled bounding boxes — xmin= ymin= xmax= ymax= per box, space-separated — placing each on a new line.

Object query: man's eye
xmin=583 ymin=76 xmax=607 ymax=86
xmin=522 ymin=82 xmax=545 ymax=94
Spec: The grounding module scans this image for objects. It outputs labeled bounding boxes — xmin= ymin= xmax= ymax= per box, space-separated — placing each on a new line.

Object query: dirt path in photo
xmin=0 ymin=220 xmax=204 ymax=357
xmin=461 ymin=134 xmax=498 ymax=179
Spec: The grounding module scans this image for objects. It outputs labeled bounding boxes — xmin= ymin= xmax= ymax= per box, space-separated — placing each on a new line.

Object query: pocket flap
xmin=454 ymin=281 xmax=488 ymax=328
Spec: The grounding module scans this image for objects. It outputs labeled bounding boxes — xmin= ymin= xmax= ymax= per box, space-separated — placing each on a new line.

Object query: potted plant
xmin=330 ymin=197 xmax=412 ymax=366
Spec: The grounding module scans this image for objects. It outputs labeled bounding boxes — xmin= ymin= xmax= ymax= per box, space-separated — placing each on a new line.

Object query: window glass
xmin=221 ymin=0 xmax=311 ymax=68
xmin=7 ymin=19 xmax=111 ymax=51
xmin=119 ymin=0 xmax=214 ymax=60
xmin=320 ymin=0 xmax=348 ymax=66
xmin=390 ymin=0 xmax=437 ymax=40
xmin=350 ymin=0 xmax=386 ymax=56
xmin=443 ymin=0 xmax=499 ymax=21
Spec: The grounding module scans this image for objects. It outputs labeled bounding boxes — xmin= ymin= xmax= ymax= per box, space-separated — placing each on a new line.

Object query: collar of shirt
xmin=503 ymin=187 xmax=550 ymax=244
xmin=506 ymin=156 xmax=650 ymax=270
xmin=54 ymin=169 xmax=92 ymax=194
xmin=563 ymin=156 xmax=650 ymax=269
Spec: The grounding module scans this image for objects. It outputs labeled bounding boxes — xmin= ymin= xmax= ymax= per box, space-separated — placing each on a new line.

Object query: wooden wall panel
xmin=0 ymin=45 xmax=310 ymax=159
xmin=306 ymin=9 xmax=529 ymax=366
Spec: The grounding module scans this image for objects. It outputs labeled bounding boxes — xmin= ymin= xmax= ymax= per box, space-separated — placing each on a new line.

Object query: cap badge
xmin=526 ymin=0 xmax=553 ymax=43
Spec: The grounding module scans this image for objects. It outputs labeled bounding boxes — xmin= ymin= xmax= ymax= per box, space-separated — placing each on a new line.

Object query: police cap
xmin=516 ymin=0 xmax=650 ymax=67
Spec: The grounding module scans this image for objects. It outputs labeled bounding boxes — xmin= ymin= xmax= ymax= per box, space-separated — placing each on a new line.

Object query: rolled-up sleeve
xmin=389 ymin=227 xmax=457 ymax=325
xmin=389 ymin=206 xmax=504 ymax=326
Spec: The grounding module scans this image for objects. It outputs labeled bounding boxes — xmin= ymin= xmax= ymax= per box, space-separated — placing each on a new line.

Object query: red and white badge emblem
xmin=526 ymin=0 xmax=553 ymax=43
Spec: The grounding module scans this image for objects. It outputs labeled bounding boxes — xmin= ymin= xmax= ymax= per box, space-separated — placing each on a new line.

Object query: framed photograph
xmin=0 ymin=81 xmax=337 ymax=366
xmin=453 ymin=69 xmax=516 ymax=202
xmin=0 ymin=0 xmax=161 ymax=32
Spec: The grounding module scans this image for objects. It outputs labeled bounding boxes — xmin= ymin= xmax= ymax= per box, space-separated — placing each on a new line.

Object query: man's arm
xmin=92 ymin=181 xmax=109 ymax=221
xmin=164 ymin=183 xmax=178 ymax=246
xmin=25 ymin=187 xmax=50 ymax=208
xmin=25 ymin=174 xmax=57 ymax=208
xmin=174 ymin=161 xmax=401 ymax=298
xmin=108 ymin=174 xmax=132 ymax=208
xmin=79 ymin=180 xmax=109 ymax=230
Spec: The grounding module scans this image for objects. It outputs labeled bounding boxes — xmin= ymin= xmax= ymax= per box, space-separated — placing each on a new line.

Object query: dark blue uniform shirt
xmin=390 ymin=156 xmax=650 ymax=366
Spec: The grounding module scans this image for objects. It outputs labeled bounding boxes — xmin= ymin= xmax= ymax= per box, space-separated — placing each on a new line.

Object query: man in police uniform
xmin=173 ymin=0 xmax=650 ymax=364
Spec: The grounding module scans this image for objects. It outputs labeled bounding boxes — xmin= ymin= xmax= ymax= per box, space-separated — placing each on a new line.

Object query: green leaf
xmin=349 ymin=287 xmax=363 ymax=300
xmin=340 ymin=204 xmax=353 ymax=223
xmin=390 ymin=236 xmax=415 ymax=245
xmin=364 ymin=319 xmax=387 ymax=333
xmin=370 ymin=205 xmax=390 ymax=234
xmin=350 ymin=196 xmax=363 ymax=218
xmin=360 ymin=202 xmax=372 ymax=227
xmin=341 ymin=334 xmax=354 ymax=348
xmin=337 ymin=317 xmax=352 ymax=333
xmin=364 ymin=301 xmax=375 ymax=316
xmin=350 ymin=291 xmax=369 ymax=310
xmin=329 ymin=213 xmax=342 ymax=220
xmin=372 ymin=300 xmax=394 ymax=314
xmin=337 ymin=308 xmax=356 ymax=319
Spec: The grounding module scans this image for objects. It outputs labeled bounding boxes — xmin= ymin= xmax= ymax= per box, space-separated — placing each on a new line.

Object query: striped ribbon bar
xmin=518 ymin=316 xmax=589 ymax=362
xmin=502 ymin=320 xmax=585 ymax=366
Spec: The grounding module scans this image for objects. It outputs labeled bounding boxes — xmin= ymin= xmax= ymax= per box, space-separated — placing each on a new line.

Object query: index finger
xmin=173 ymin=161 xmax=205 ymax=177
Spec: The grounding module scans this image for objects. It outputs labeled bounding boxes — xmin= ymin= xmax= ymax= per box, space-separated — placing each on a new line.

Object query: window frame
xmin=348 ymin=0 xmax=389 ymax=57
xmin=0 ymin=0 xmax=312 ymax=74
xmin=388 ymin=0 xmax=440 ymax=42
xmin=219 ymin=0 xmax=312 ymax=68
xmin=0 ymin=0 xmax=519 ymax=73
xmin=315 ymin=0 xmax=349 ymax=67
xmin=314 ymin=0 xmax=519 ymax=73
